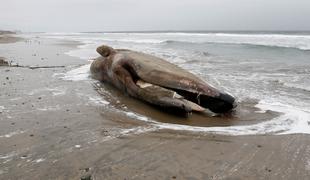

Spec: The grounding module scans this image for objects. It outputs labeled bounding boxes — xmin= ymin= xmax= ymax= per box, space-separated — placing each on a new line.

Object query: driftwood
xmin=0 ymin=59 xmax=65 ymax=69
xmin=18 ymin=65 xmax=65 ymax=69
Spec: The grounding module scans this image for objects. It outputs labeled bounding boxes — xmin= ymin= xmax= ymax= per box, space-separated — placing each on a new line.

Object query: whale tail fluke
xmin=96 ymin=45 xmax=115 ymax=57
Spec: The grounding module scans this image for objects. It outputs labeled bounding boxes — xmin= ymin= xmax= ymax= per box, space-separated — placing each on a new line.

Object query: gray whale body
xmin=90 ymin=45 xmax=237 ymax=115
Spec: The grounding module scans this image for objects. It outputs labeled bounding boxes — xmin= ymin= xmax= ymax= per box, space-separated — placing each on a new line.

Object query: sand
xmin=1 ymin=34 xmax=310 ymax=180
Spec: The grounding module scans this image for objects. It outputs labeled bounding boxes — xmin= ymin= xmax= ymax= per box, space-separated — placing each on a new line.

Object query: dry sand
xmin=1 ymin=34 xmax=310 ymax=180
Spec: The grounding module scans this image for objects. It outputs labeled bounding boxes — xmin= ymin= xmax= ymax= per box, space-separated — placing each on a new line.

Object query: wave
xmin=162 ymin=40 xmax=310 ymax=52
xmin=41 ymin=32 xmax=310 ymax=51
xmin=101 ymin=38 xmax=164 ymax=44
xmin=99 ymin=32 xmax=310 ymax=51
xmin=283 ymin=82 xmax=310 ymax=92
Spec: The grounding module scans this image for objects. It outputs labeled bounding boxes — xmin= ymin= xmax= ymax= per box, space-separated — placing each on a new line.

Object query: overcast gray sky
xmin=1 ymin=0 xmax=310 ymax=32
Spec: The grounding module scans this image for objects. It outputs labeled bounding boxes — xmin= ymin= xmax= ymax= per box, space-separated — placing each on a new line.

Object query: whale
xmin=90 ymin=45 xmax=237 ymax=115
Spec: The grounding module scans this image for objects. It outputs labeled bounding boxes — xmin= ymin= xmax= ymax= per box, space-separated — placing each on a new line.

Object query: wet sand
xmin=1 ymin=34 xmax=310 ymax=180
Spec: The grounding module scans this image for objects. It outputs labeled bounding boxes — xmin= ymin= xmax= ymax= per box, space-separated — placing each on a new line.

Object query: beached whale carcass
xmin=90 ymin=45 xmax=236 ymax=114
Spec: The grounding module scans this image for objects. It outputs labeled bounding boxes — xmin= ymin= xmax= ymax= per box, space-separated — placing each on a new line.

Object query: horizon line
xmin=11 ymin=29 xmax=310 ymax=34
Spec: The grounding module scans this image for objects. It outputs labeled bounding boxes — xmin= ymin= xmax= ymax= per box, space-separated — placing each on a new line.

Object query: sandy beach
xmin=1 ymin=33 xmax=310 ymax=180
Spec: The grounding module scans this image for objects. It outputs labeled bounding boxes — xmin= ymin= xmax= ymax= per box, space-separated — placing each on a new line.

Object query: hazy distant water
xmin=28 ymin=31 xmax=310 ymax=135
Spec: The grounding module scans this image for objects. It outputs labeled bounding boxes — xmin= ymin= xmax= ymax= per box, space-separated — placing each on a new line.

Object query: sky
xmin=1 ymin=0 xmax=310 ymax=32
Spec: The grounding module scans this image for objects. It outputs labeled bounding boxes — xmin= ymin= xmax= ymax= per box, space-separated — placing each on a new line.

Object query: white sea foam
xmin=61 ymin=64 xmax=91 ymax=81
xmin=125 ymin=112 xmax=149 ymax=122
xmin=257 ymin=101 xmax=310 ymax=134
xmin=76 ymin=92 xmax=110 ymax=106
xmin=87 ymin=96 xmax=110 ymax=105
xmin=65 ymin=44 xmax=99 ymax=60
xmin=122 ymin=99 xmax=310 ymax=136
xmin=119 ymin=126 xmax=158 ymax=136
xmin=100 ymin=38 xmax=164 ymax=44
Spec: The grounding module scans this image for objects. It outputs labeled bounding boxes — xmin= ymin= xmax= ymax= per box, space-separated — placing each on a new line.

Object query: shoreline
xmin=1 ymin=34 xmax=310 ymax=179
xmin=0 ymin=31 xmax=23 ymax=65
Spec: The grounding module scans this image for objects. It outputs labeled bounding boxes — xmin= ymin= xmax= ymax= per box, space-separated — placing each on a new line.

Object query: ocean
xmin=26 ymin=31 xmax=310 ymax=135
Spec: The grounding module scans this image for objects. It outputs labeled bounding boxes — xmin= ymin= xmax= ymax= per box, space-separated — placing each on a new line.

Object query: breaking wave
xmin=100 ymin=32 xmax=310 ymax=51
xmin=41 ymin=32 xmax=310 ymax=51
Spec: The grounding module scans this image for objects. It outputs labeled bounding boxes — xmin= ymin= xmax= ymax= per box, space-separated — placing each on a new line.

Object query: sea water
xmin=32 ymin=31 xmax=310 ymax=135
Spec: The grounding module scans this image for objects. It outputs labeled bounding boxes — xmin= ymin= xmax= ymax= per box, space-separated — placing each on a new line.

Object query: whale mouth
xmin=135 ymin=80 xmax=236 ymax=114
xmin=121 ymin=62 xmax=236 ymax=114
xmin=136 ymin=80 xmax=206 ymax=112
xmin=166 ymin=86 xmax=236 ymax=113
